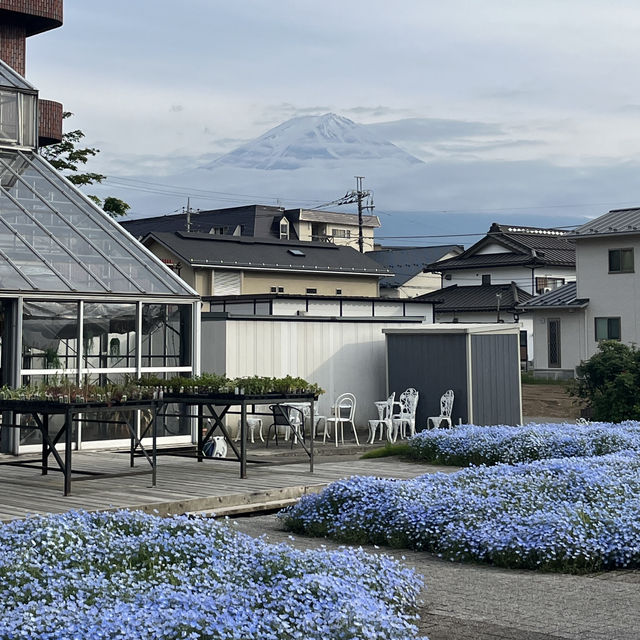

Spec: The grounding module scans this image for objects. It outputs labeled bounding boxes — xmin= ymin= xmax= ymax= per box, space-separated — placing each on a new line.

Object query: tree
xmin=571 ymin=340 xmax=640 ymax=422
xmin=40 ymin=112 xmax=130 ymax=218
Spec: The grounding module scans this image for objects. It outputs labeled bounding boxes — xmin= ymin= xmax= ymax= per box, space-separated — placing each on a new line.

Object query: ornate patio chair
xmin=368 ymin=392 xmax=395 ymax=443
xmin=427 ymin=390 xmax=454 ymax=429
xmin=391 ymin=388 xmax=419 ymax=439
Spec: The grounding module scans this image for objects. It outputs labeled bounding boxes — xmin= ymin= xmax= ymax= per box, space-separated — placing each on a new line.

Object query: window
xmin=0 ymin=90 xmax=36 ymax=147
xmin=332 ymin=229 xmax=351 ymax=238
xmin=595 ymin=317 xmax=621 ymax=341
xmin=288 ymin=249 xmax=305 ymax=256
xmin=306 ymin=288 xmax=317 ymax=294
xmin=535 ymin=277 xmax=565 ymax=294
xmin=279 ymin=218 xmax=289 ymax=240
xmin=271 ymin=286 xmax=284 ymax=293
xmin=481 ymin=274 xmax=491 ymax=285
xmin=608 ymin=248 xmax=634 ymax=273
xmin=547 ymin=319 xmax=561 ymax=368
xmin=335 ymin=288 xmax=342 ymax=295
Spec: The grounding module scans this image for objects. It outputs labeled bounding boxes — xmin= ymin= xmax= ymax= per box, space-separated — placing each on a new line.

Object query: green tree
xmin=40 ymin=112 xmax=130 ymax=218
xmin=571 ymin=340 xmax=640 ymax=422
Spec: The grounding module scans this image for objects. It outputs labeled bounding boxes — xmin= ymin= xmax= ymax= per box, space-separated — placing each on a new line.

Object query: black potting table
xmin=0 ymin=399 xmax=158 ymax=496
xmin=154 ymin=392 xmax=316 ymax=477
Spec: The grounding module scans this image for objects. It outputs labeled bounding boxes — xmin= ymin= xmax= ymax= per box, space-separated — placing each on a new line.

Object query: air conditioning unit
xmin=543 ymin=287 xmax=552 ymax=294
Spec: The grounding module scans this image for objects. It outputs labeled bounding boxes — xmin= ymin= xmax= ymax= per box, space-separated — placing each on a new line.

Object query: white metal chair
xmin=368 ymin=392 xmax=395 ymax=444
xmin=392 ymin=388 xmax=419 ymax=439
xmin=323 ymin=392 xmax=358 ymax=446
xmin=427 ymin=390 xmax=454 ymax=429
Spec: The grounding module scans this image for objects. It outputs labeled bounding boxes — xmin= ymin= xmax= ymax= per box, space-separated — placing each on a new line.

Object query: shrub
xmin=0 ymin=510 xmax=426 ymax=640
xmin=572 ymin=341 xmax=640 ymax=421
xmin=280 ymin=454 xmax=640 ymax=573
xmin=407 ymin=421 xmax=640 ymax=466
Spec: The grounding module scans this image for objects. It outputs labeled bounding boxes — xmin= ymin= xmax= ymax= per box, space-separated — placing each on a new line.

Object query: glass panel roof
xmin=0 ymin=150 xmax=196 ymax=297
xmin=0 ymin=59 xmax=36 ymax=92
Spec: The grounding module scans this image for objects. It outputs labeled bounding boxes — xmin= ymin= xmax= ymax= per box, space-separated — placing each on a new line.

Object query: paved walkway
xmin=232 ymin=515 xmax=640 ymax=640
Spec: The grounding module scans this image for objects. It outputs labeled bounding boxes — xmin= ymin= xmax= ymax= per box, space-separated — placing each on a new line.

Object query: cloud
xmin=432 ymin=139 xmax=546 ymax=153
xmin=170 ymin=104 xmax=184 ymax=113
xmin=368 ymin=118 xmax=506 ymax=143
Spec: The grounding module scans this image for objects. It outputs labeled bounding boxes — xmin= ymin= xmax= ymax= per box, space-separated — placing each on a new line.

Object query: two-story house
xmin=122 ymin=205 xmax=381 ymax=252
xmin=522 ymin=208 xmax=640 ymax=378
xmin=141 ymin=231 xmax=391 ymax=298
xmin=421 ymin=223 xmax=576 ymax=365
xmin=423 ymin=223 xmax=576 ymax=295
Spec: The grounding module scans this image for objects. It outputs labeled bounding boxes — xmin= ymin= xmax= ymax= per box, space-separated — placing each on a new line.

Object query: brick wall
xmin=0 ymin=1 xmax=63 ymax=36
xmin=0 ymin=22 xmax=26 ymax=74
xmin=38 ymin=98 xmax=63 ymax=146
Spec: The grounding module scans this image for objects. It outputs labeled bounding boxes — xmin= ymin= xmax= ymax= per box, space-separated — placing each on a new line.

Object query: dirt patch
xmin=522 ymin=383 xmax=583 ymax=420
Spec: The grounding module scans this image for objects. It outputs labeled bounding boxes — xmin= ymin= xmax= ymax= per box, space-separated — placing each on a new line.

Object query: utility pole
xmin=184 ymin=197 xmax=197 ymax=232
xmin=317 ymin=177 xmax=374 ymax=252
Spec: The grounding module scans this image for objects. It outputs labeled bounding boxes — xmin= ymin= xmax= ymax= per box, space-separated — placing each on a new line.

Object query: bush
xmin=279 ymin=454 xmax=640 ymax=573
xmin=0 ymin=511 xmax=426 ymax=639
xmin=572 ymin=341 xmax=640 ymax=421
xmin=407 ymin=421 xmax=640 ymax=466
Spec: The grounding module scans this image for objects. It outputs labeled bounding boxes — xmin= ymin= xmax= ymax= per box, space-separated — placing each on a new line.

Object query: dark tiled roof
xmin=122 ymin=205 xmax=286 ymax=239
xmin=146 ymin=232 xmax=392 ymax=275
xmin=520 ymin=282 xmax=588 ymax=309
xmin=569 ymin=208 xmax=640 ymax=238
xmin=426 ymin=222 xmax=575 ymax=271
xmin=367 ymin=245 xmax=463 ymax=287
xmin=416 ymin=283 xmax=533 ymax=312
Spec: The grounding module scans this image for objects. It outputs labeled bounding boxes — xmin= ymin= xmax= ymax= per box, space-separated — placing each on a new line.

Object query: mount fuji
xmin=206 ymin=113 xmax=424 ymax=170
xmin=110 ymin=112 xmax=598 ymax=239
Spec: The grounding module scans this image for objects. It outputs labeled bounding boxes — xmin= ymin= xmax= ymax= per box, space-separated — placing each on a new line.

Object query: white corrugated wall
xmin=202 ymin=318 xmax=427 ymax=426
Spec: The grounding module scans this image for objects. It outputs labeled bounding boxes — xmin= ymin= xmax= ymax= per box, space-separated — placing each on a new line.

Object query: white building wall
xmin=446 ymin=266 xmax=575 ymax=296
xmin=433 ymin=312 xmax=532 ymax=362
xmin=576 ymin=236 xmax=640 ymax=359
xmin=529 ymin=309 xmax=587 ymax=378
xmin=200 ymin=318 xmax=429 ymax=430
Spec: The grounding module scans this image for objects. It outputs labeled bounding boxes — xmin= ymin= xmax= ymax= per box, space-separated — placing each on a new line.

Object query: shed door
xmin=214 ymin=270 xmax=241 ymax=296
xmin=548 ymin=319 xmax=561 ymax=368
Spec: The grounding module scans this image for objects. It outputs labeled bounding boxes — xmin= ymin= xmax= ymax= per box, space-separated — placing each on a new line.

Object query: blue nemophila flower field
xmin=0 ymin=510 xmax=426 ymax=640
xmin=279 ymin=453 xmax=640 ymax=573
xmin=408 ymin=421 xmax=640 ymax=466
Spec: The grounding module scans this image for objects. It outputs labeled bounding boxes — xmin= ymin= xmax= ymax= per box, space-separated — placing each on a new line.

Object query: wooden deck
xmin=0 ymin=448 xmax=446 ymax=522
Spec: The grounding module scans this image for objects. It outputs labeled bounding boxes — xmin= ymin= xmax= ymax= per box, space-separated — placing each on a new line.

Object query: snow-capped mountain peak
xmin=207 ymin=113 xmax=424 ymax=170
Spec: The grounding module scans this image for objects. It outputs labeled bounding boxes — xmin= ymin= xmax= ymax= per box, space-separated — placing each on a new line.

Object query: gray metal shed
xmin=384 ymin=324 xmax=522 ymax=428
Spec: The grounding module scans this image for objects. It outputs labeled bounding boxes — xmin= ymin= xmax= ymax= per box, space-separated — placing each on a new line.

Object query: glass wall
xmin=22 ymin=300 xmax=78 ymax=372
xmin=83 ymin=302 xmax=136 ymax=373
xmin=17 ymin=298 xmax=195 ymax=447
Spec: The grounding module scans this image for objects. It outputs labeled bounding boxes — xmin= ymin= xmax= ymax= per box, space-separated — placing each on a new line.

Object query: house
xmin=415 ymin=282 xmax=533 ymax=363
xmin=366 ymin=245 xmax=463 ymax=298
xmin=122 ymin=204 xmax=381 ymax=252
xmin=424 ymin=223 xmax=576 ymax=295
xmin=141 ymin=231 xmax=392 ymax=297
xmin=0 ymin=16 xmax=200 ymax=455
xmin=522 ymin=207 xmax=640 ymax=378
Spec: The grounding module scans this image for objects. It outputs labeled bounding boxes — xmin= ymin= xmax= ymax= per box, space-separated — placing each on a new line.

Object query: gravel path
xmin=229 ymin=514 xmax=640 ymax=640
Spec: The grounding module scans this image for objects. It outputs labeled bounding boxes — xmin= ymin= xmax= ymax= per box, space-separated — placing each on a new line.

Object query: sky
xmin=23 ymin=1 xmax=640 ymax=239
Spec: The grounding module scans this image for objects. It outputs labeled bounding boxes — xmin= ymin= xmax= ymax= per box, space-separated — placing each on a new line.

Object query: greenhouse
xmin=0 ymin=59 xmax=200 ymax=454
